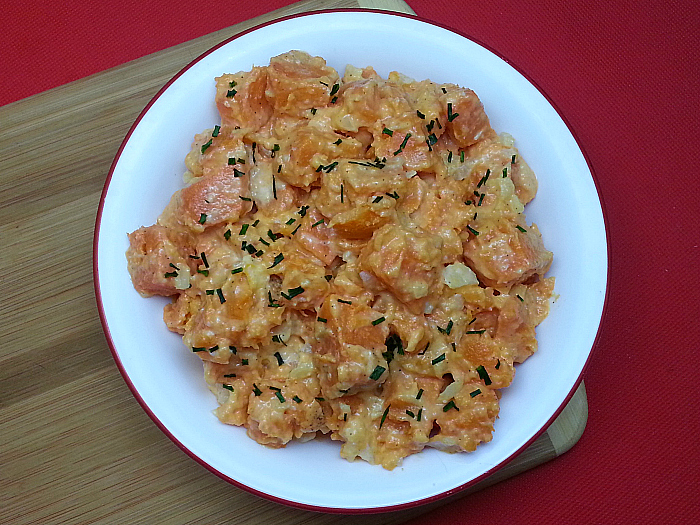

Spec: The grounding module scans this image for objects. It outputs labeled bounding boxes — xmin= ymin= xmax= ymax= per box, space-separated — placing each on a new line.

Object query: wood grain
xmin=0 ymin=0 xmax=587 ymax=522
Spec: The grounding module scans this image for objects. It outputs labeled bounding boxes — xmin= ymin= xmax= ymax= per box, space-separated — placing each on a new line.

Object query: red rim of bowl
xmin=93 ymin=8 xmax=611 ymax=515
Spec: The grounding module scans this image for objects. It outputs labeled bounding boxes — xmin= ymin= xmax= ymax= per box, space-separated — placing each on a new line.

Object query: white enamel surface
xmin=96 ymin=12 xmax=607 ymax=510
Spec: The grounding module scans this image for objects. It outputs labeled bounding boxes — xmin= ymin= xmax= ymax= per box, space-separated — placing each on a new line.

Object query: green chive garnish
xmin=252 ymin=384 xmax=262 ymax=396
xmin=212 ymin=125 xmax=221 ymax=137
xmin=274 ymin=351 xmax=284 ymax=365
xmin=197 ymin=268 xmax=209 ymax=276
xmin=164 ymin=271 xmax=178 ymax=278
xmin=239 ymin=224 xmax=249 ymax=235
xmin=317 ymin=317 xmax=327 ymax=323
xmin=467 ymin=225 xmax=480 ymax=236
xmin=293 ymin=395 xmax=303 ymax=403
xmin=476 ymin=365 xmax=492 ymax=385
xmin=416 ymin=110 xmax=425 ymax=119
xmin=198 ymin=213 xmax=207 ymax=224
xmin=268 ymin=253 xmax=284 ymax=269
xmin=431 ymin=353 xmax=446 ymax=365
xmin=226 ymin=89 xmax=237 ymax=98
xmin=516 ymin=225 xmax=527 ymax=233
xmin=443 ymin=400 xmax=459 ymax=412
xmin=201 ymin=140 xmax=212 ymax=153
xmin=470 ymin=389 xmax=481 ymax=398
xmin=379 ymin=405 xmax=390 ymax=429
xmin=231 ymin=267 xmax=243 ymax=274
xmin=393 ymin=133 xmax=411 ymax=156
xmin=467 ymin=329 xmax=486 ymax=335
xmin=216 ymin=288 xmax=225 ymax=304
xmin=447 ymin=102 xmax=459 ymax=122
xmin=311 ymin=219 xmax=324 ymax=228
xmin=222 ymin=384 xmax=233 ymax=391
xmin=370 ymin=365 xmax=386 ymax=381
xmin=416 ymin=388 xmax=424 ymax=399
xmin=337 ymin=299 xmax=352 ymax=305
xmin=281 ymin=286 xmax=304 ymax=300
xmin=192 ymin=347 xmax=206 ymax=352
xmin=382 ymin=127 xmax=394 ymax=136
xmin=233 ymin=168 xmax=244 ymax=177
xmin=372 ymin=316 xmax=386 ymax=326
xmin=239 ymin=196 xmax=252 ymax=202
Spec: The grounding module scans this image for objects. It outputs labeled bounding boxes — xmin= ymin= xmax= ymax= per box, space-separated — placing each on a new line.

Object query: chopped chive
xmin=293 ymin=395 xmax=303 ymax=404
xmin=370 ymin=365 xmax=386 ymax=381
xmin=245 ymin=244 xmax=256 ymax=254
xmin=431 ymin=353 xmax=446 ymax=365
xmin=372 ymin=316 xmax=386 ymax=326
xmin=460 ymin=150 xmax=465 ymax=163
xmin=197 ymin=268 xmax=209 ymax=276
xmin=237 ymin=158 xmax=245 ymax=164
xmin=331 ymin=96 xmax=338 ymax=104
xmin=277 ymin=164 xmax=282 ymax=173
xmin=208 ymin=345 xmax=219 ymax=353
xmin=442 ymin=87 xmax=447 ymax=94
xmin=516 ymin=225 xmax=527 ymax=233
xmin=516 ymin=294 xmax=524 ymax=302
xmin=259 ymin=237 xmax=270 ymax=246
xmin=271 ymin=335 xmax=286 ymax=346
xmin=223 ymin=373 xmax=237 ymax=377
xmin=469 ymin=318 xmax=477 ymax=325
xmin=222 ymin=384 xmax=233 ymax=391
xmin=216 ymin=288 xmax=226 ymax=304
xmin=212 ymin=125 xmax=221 ymax=137
xmin=164 ymin=271 xmax=178 ymax=278
xmin=271 ymin=143 xmax=280 ymax=157
xmin=416 ymin=388 xmax=424 ymax=400
xmin=229 ymin=80 xmax=237 ymax=88
xmin=267 ymin=229 xmax=277 ymax=242
xmin=372 ymin=195 xmax=383 ymax=203
xmin=419 ymin=342 xmax=430 ymax=355
xmin=452 ymin=342 xmax=457 ymax=352
xmin=241 ymin=359 xmax=249 ymax=365
xmin=310 ymin=108 xmax=317 ymax=115
xmin=274 ymin=351 xmax=284 ymax=365
xmin=467 ymin=225 xmax=480 ymax=236
xmin=382 ymin=127 xmax=394 ymax=136
xmin=201 ymin=140 xmax=212 ymax=153
xmin=285 ymin=217 xmax=296 ymax=225
xmin=416 ymin=110 xmax=426 ymax=119
xmin=317 ymin=317 xmax=327 ymax=323
xmin=465 ymin=200 xmax=472 ymax=206
xmin=426 ymin=133 xmax=438 ymax=147
xmin=503 ymin=167 xmax=508 ymax=178
xmin=406 ymin=410 xmax=415 ymax=418
xmin=495 ymin=359 xmax=501 ymax=369
xmin=340 ymin=184 xmax=344 ymax=203
xmin=466 ymin=329 xmax=486 ymax=335
xmin=268 ymin=253 xmax=284 ymax=269
xmin=385 ymin=333 xmax=404 ymax=357
xmin=228 ymin=157 xmax=236 ymax=165
xmin=189 ymin=254 xmax=200 ymax=260
xmin=447 ymin=102 xmax=459 ymax=122
xmin=315 ymin=396 xmax=325 ymax=402
xmin=192 ymin=347 xmax=206 ymax=352
xmin=298 ymin=205 xmax=309 ymax=217
xmin=233 ymin=168 xmax=244 ymax=177
xmin=417 ymin=408 xmax=423 ymax=421
xmin=252 ymin=383 xmax=262 ymax=396
xmin=231 ymin=267 xmax=243 ymax=274
xmin=252 ymin=219 xmax=259 ymax=227
xmin=291 ymin=224 xmax=302 ymax=235
xmin=426 ymin=120 xmax=435 ymax=133
xmin=343 ymin=413 xmax=348 ymax=421
xmin=226 ymin=89 xmax=237 ymax=98
xmin=239 ymin=223 xmax=249 ymax=235
xmin=379 ymin=405 xmax=390 ymax=429
xmin=330 ymin=83 xmax=340 ymax=96
xmin=239 ymin=196 xmax=252 ymax=202
xmin=206 ymin=289 xmax=215 ymax=295
xmin=229 ymin=346 xmax=237 ymax=354
xmin=224 ymin=229 xmax=232 ymax=241
xmin=477 ymin=169 xmax=491 ymax=188
xmin=512 ymin=154 xmax=517 ymax=164
xmin=470 ymin=389 xmax=482 ymax=398
xmin=348 ymin=159 xmax=385 ymax=169
xmin=337 ymin=299 xmax=352 ymax=305
xmin=324 ymin=275 xmax=333 ymax=281
xmin=198 ymin=213 xmax=207 ymax=224
xmin=281 ymin=286 xmax=305 ymax=300
xmin=324 ymin=161 xmax=338 ymax=173
xmin=254 ymin=250 xmax=263 ymax=257
xmin=476 ymin=365 xmax=492 ymax=385
xmin=311 ymin=219 xmax=324 ymax=228
xmin=333 ymin=138 xmax=343 ymax=145
xmin=448 ymin=150 xmax=453 ymax=163
xmin=386 ymin=191 xmax=400 ymax=200
xmin=267 ymin=291 xmax=282 ymax=308
xmin=437 ymin=320 xmax=454 ymax=335
xmin=393 ymin=133 xmax=411 ymax=156
xmin=275 ymin=391 xmax=286 ymax=403
xmin=477 ymin=194 xmax=485 ymax=206
xmin=251 ymin=142 xmax=256 ymax=163
xmin=443 ymin=400 xmax=459 ymax=412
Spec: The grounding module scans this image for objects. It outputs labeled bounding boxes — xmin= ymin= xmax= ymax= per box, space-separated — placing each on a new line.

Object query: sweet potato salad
xmin=126 ymin=51 xmax=554 ymax=469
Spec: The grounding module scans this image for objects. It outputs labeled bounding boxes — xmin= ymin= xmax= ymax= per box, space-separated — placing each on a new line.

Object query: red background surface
xmin=3 ymin=0 xmax=698 ymax=523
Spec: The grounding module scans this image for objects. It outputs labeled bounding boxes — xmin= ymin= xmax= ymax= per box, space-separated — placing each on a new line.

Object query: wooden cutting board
xmin=0 ymin=0 xmax=588 ymax=523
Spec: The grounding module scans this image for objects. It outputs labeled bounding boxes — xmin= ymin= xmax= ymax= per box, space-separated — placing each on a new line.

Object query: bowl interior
xmin=95 ymin=11 xmax=607 ymax=511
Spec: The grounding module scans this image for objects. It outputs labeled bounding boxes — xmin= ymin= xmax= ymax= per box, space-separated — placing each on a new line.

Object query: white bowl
xmin=94 ymin=10 xmax=608 ymax=512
